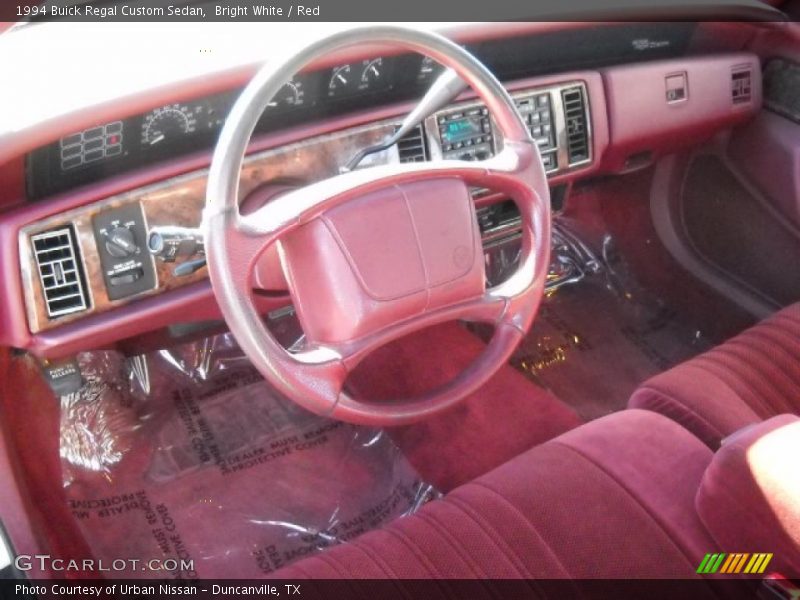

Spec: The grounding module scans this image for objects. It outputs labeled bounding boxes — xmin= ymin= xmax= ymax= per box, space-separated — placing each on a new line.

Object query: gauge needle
xmin=336 ymin=73 xmax=347 ymax=85
xmin=149 ymin=133 xmax=165 ymax=145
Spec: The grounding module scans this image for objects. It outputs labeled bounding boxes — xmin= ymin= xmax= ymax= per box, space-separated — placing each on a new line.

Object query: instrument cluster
xmin=140 ymin=74 xmax=312 ymax=149
xmin=27 ymin=54 xmax=430 ymax=200
xmin=26 ymin=22 xmax=692 ymax=200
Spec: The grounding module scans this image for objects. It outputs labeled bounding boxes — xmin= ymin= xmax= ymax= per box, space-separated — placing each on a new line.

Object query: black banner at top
xmin=2 ymin=0 xmax=790 ymax=23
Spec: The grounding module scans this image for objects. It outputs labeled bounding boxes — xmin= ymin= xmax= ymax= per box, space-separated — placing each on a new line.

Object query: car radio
xmin=436 ymin=107 xmax=495 ymax=161
xmin=425 ymin=82 xmax=592 ymax=177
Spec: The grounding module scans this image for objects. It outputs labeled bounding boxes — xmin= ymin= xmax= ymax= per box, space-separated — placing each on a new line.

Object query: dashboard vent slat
xmin=732 ymin=67 xmax=753 ymax=104
xmin=397 ymin=124 xmax=428 ymax=163
xmin=31 ymin=227 xmax=90 ymax=318
xmin=561 ymin=86 xmax=590 ymax=166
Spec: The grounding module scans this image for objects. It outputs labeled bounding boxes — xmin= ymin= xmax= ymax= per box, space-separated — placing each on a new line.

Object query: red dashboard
xmin=0 ymin=21 xmax=768 ymax=359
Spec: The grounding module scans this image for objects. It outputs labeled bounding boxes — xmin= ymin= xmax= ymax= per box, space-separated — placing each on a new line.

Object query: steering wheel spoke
xmin=236 ymin=146 xmax=536 ymax=240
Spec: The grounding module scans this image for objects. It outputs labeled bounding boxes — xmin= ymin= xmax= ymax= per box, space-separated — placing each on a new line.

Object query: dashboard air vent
xmin=397 ymin=125 xmax=428 ymax=163
xmin=31 ymin=227 xmax=90 ymax=318
xmin=561 ymin=86 xmax=590 ymax=166
xmin=732 ymin=67 xmax=753 ymax=104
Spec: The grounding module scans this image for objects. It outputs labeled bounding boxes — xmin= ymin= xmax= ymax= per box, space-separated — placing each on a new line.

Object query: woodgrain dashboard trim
xmin=20 ymin=121 xmax=396 ymax=334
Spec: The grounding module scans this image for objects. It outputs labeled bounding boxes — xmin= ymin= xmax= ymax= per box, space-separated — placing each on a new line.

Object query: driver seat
xmin=272 ymin=410 xmax=721 ymax=581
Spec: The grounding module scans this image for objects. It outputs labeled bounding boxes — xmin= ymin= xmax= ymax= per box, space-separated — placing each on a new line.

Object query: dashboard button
xmin=109 ymin=268 xmax=143 ymax=286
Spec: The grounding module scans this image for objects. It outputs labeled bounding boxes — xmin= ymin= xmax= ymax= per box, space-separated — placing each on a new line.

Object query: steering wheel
xmin=204 ymin=26 xmax=551 ymax=426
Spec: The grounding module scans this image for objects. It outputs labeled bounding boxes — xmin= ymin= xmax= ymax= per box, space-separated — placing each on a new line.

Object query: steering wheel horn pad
xmin=204 ymin=26 xmax=551 ymax=425
xmin=280 ymin=178 xmax=483 ymax=345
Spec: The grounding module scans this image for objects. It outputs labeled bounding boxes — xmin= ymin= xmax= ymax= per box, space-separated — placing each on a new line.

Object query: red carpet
xmin=348 ymin=322 xmax=582 ymax=491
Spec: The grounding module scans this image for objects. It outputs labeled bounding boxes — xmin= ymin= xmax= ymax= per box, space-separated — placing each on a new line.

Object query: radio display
xmin=441 ymin=116 xmax=483 ymax=144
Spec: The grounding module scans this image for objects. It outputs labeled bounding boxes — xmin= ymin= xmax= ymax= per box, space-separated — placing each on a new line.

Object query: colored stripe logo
xmin=697 ymin=553 xmax=773 ymax=574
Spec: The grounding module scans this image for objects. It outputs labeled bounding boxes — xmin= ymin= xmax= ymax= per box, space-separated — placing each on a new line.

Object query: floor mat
xmin=60 ymin=335 xmax=436 ymax=579
xmin=348 ymin=322 xmax=582 ymax=492
xmin=507 ymin=238 xmax=713 ymax=421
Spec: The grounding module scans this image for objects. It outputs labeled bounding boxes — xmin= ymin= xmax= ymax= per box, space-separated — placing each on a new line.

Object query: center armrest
xmin=696 ymin=414 xmax=800 ymax=576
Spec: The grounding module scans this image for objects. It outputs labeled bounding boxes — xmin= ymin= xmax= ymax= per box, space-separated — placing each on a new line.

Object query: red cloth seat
xmin=273 ymin=410 xmax=719 ymax=580
xmin=629 ymin=303 xmax=800 ymax=448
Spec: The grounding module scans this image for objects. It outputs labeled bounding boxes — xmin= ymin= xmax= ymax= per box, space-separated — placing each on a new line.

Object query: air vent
xmin=561 ymin=86 xmax=590 ymax=166
xmin=397 ymin=125 xmax=428 ymax=163
xmin=732 ymin=67 xmax=753 ymax=104
xmin=31 ymin=227 xmax=90 ymax=318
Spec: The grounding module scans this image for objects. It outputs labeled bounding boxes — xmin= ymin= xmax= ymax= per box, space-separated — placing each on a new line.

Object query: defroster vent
xmin=397 ymin=125 xmax=428 ymax=163
xmin=561 ymin=86 xmax=590 ymax=166
xmin=31 ymin=227 xmax=90 ymax=318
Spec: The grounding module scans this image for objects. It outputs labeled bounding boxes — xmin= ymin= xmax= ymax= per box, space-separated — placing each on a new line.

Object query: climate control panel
xmin=514 ymin=91 xmax=558 ymax=171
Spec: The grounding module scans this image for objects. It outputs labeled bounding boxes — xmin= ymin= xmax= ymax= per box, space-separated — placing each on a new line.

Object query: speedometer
xmin=141 ymin=104 xmax=198 ymax=146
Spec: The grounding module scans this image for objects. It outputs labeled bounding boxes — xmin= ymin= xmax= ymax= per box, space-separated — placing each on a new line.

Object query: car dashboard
xmin=0 ymin=21 xmax=766 ymax=358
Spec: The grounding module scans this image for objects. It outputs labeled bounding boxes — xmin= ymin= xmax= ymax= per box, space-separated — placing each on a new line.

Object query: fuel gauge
xmin=328 ymin=64 xmax=353 ymax=97
xmin=359 ymin=58 xmax=384 ymax=90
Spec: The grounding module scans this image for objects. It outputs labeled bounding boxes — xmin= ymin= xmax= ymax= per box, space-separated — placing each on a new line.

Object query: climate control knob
xmin=105 ymin=226 xmax=138 ymax=259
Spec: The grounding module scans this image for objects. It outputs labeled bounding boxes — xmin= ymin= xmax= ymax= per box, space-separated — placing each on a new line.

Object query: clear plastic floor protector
xmin=509 ymin=228 xmax=713 ymax=420
xmin=60 ymin=333 xmax=437 ymax=579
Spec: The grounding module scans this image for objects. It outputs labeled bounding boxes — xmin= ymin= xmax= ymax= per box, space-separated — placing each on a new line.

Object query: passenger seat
xmin=271 ymin=409 xmax=799 ymax=584
xmin=273 ymin=410 xmax=721 ymax=580
xmin=629 ymin=303 xmax=800 ymax=448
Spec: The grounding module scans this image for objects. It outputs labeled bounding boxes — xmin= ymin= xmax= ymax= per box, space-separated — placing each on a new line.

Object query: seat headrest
xmin=696 ymin=414 xmax=800 ymax=577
